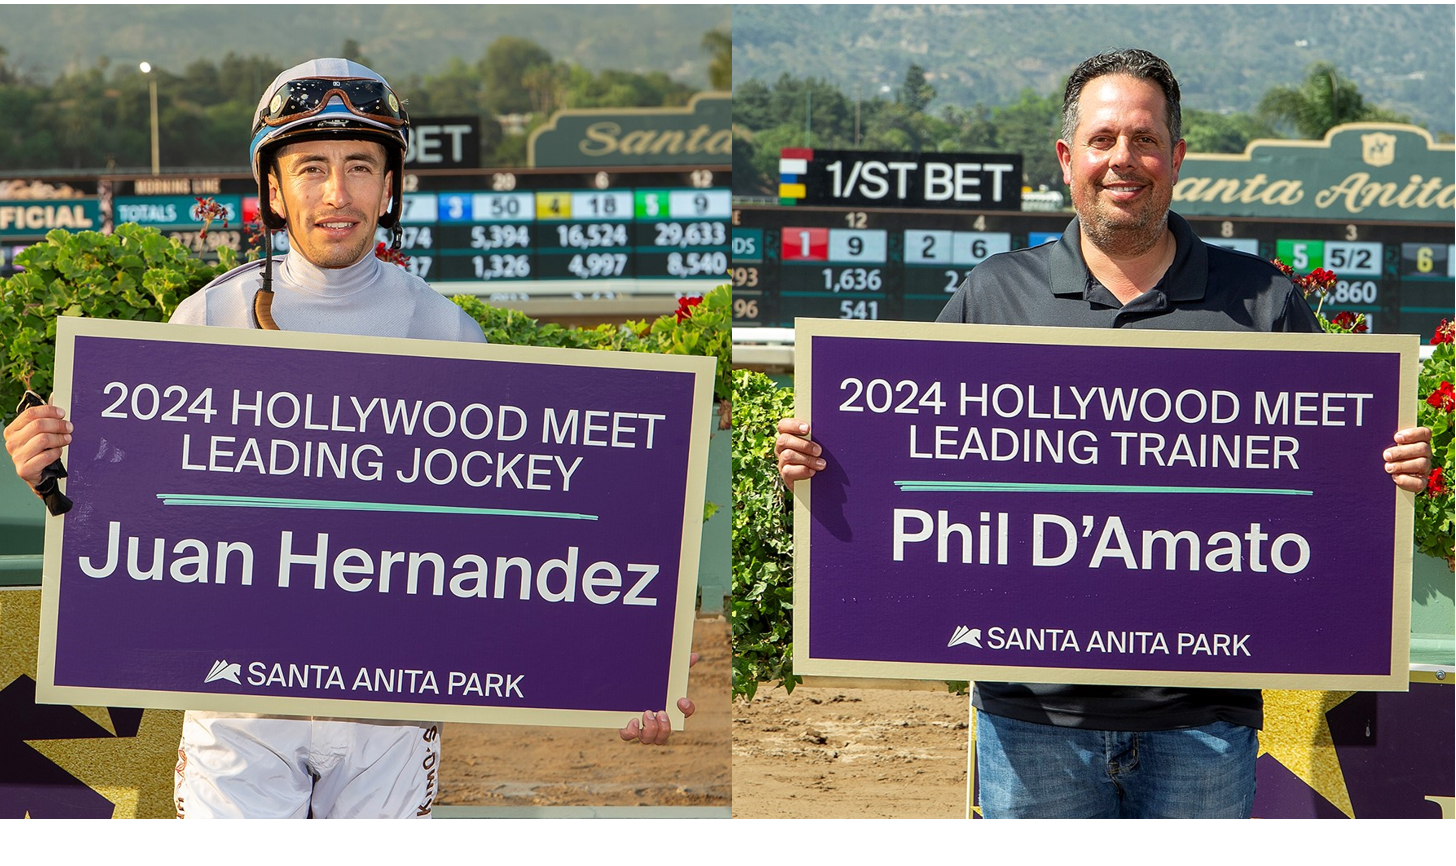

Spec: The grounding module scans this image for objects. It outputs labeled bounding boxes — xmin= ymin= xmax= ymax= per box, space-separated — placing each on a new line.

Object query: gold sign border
xmin=36 ymin=317 xmax=716 ymax=729
xmin=792 ymin=317 xmax=1417 ymax=692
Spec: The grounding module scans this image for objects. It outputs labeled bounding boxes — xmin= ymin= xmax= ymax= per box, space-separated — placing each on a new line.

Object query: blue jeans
xmin=975 ymin=711 xmax=1257 ymax=818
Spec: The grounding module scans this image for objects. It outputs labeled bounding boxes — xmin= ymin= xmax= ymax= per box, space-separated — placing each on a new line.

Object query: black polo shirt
xmin=938 ymin=212 xmax=1321 ymax=732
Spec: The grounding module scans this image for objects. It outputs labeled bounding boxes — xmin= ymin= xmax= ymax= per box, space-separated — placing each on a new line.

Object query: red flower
xmin=1428 ymin=466 xmax=1447 ymax=496
xmin=674 ymin=295 xmax=703 ymax=323
xmin=244 ymin=221 xmax=266 ymax=247
xmin=193 ymin=196 xmax=230 ymax=240
xmin=1433 ymin=319 xmax=1454 ymax=345
xmin=1272 ymin=259 xmax=1337 ymax=298
xmin=1329 ymin=311 xmax=1367 ymax=333
xmin=374 ymin=241 xmax=410 ymax=268
xmin=1294 ymin=268 xmax=1337 ymax=297
xmin=1427 ymin=381 xmax=1455 ymax=412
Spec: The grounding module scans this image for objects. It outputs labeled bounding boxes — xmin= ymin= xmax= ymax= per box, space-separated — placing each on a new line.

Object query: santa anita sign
xmin=1173 ymin=123 xmax=1454 ymax=223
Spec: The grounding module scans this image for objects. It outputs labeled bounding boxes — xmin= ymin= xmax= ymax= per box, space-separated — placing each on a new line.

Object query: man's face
xmin=1056 ymin=74 xmax=1186 ymax=256
xmin=268 ymin=139 xmax=391 ymax=268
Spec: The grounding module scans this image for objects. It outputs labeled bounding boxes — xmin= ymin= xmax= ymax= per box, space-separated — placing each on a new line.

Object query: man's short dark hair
xmin=1060 ymin=49 xmax=1182 ymax=146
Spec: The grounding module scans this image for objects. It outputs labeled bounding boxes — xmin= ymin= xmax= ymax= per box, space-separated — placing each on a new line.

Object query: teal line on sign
xmin=156 ymin=493 xmax=599 ymax=520
xmin=893 ymin=481 xmax=1312 ymax=496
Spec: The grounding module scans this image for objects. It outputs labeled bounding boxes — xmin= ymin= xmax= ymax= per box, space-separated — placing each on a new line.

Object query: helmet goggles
xmin=253 ymin=77 xmax=406 ymax=135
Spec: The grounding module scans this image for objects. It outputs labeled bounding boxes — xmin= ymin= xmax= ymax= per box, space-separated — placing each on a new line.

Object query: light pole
xmin=139 ymin=61 xmax=159 ymax=174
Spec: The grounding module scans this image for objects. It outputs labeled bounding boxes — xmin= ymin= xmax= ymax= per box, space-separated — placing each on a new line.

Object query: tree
xmin=731 ymin=133 xmax=768 ymax=196
xmin=216 ymin=53 xmax=281 ymax=106
xmin=485 ymin=122 xmax=528 ymax=167
xmin=1182 ymin=108 xmax=1278 ymax=154
xmin=0 ymin=84 xmax=47 ymax=165
xmin=748 ymin=123 xmax=820 ymax=187
xmin=748 ymin=74 xmax=855 ymax=147
xmin=703 ymin=29 xmax=730 ymax=91
xmin=861 ymin=99 xmax=942 ymax=153
xmin=46 ymin=63 xmax=110 ymax=169
xmin=176 ymin=58 xmax=223 ymax=108
xmin=568 ymin=69 xmax=693 ymax=109
xmin=0 ymin=45 xmax=20 ymax=86
xmin=898 ymin=63 xmax=935 ymax=114
xmin=0 ymin=42 xmax=708 ymax=172
xmin=339 ymin=38 xmax=372 ymax=70
xmin=419 ymin=57 xmax=487 ymax=116
xmin=520 ymin=62 xmax=570 ymax=115
xmin=991 ymin=88 xmax=1063 ymax=190
xmin=1258 ymin=61 xmax=1409 ymax=140
xmin=731 ymin=78 xmax=776 ymax=132
xmin=477 ymin=36 xmax=554 ymax=115
xmin=936 ymin=104 xmax=997 ymax=152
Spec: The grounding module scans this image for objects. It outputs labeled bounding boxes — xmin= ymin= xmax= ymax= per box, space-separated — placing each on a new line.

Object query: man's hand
xmin=4 ymin=403 xmax=72 ymax=493
xmin=1384 ymin=426 xmax=1433 ymax=493
xmin=776 ymin=418 xmax=825 ymax=484
xmin=619 ymin=652 xmax=699 ymax=746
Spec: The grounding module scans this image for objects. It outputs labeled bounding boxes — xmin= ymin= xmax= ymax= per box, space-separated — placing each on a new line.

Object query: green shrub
xmin=1415 ymin=320 xmax=1454 ymax=566
xmin=451 ymin=283 xmax=731 ymax=404
xmin=452 ymin=286 xmax=730 ymax=525
xmin=730 ymin=368 xmax=798 ymax=699
xmin=0 ymin=225 xmax=234 ymax=414
xmin=636 ymin=286 xmax=732 ymax=404
xmin=451 ymin=294 xmax=625 ymax=351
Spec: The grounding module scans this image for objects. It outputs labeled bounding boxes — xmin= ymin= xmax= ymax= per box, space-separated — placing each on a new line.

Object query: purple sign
xmin=794 ymin=320 xmax=1417 ymax=690
xmin=38 ymin=319 xmax=713 ymax=727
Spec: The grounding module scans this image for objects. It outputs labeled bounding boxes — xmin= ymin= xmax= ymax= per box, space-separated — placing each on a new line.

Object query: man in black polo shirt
xmin=773 ymin=48 xmax=1432 ymax=818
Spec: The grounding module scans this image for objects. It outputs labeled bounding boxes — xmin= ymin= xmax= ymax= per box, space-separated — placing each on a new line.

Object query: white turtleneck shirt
xmin=171 ymin=247 xmax=486 ymax=343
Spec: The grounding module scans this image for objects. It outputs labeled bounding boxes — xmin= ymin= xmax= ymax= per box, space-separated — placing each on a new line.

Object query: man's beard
xmin=1077 ymin=201 xmax=1170 ymax=258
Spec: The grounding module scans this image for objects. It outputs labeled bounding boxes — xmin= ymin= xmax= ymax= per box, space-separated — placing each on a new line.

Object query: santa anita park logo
xmin=1173 ymin=123 xmax=1453 ymax=223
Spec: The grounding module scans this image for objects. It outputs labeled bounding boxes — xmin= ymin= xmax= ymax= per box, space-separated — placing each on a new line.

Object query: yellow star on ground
xmin=2 ymin=589 xmax=115 ymax=734
xmin=0 ymin=589 xmax=43 ymax=688
xmin=26 ymin=706 xmax=184 ymax=819
xmin=1258 ymin=689 xmax=1357 ymax=818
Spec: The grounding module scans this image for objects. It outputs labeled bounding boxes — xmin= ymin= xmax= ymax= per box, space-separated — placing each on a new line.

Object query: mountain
xmin=0 ymin=4 xmax=730 ymax=88
xmin=733 ymin=4 xmax=1455 ymax=135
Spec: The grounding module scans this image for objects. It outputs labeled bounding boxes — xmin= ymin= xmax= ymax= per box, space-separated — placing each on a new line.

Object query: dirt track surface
xmin=732 ymin=683 xmax=973 ymax=818
xmin=437 ymin=615 xmax=730 ymax=808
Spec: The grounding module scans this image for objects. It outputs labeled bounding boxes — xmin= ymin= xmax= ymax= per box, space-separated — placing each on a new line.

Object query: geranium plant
xmin=453 ymin=284 xmax=732 ymax=411
xmin=1416 ymin=319 xmax=1454 ymax=568
xmin=1276 ymin=257 xmax=1452 ymax=567
xmin=192 ymin=196 xmax=230 ymax=240
xmin=1271 ymin=260 xmax=1368 ymax=334
xmin=0 ymin=226 xmax=233 ymax=414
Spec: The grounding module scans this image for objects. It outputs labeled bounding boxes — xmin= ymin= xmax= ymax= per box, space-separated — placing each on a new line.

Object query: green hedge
xmin=452 ymin=283 xmax=731 ymax=403
xmin=730 ymin=368 xmax=798 ymax=699
xmin=2 ymin=225 xmax=731 ymax=419
xmin=0 ymin=226 xmax=234 ymax=413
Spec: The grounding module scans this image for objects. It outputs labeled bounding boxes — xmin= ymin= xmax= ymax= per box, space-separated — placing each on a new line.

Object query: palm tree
xmin=1258 ymin=62 xmax=1407 ymax=139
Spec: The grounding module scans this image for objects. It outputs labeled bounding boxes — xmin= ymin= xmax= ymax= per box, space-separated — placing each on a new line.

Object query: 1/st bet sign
xmin=786 ymin=148 xmax=1023 ymax=210
xmin=405 ymin=116 xmax=481 ymax=169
